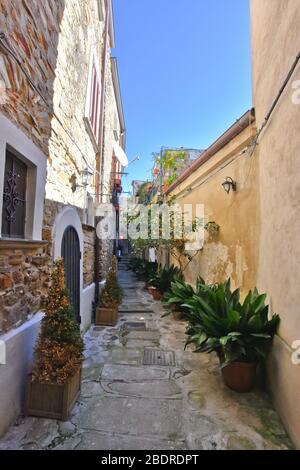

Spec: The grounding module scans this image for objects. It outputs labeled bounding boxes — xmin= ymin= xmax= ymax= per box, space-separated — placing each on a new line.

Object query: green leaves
xmin=184 ymin=278 xmax=280 ymax=366
xmin=149 ymin=265 xmax=183 ymax=295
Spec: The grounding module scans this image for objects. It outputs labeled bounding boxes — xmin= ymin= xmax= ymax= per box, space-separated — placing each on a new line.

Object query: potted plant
xmin=27 ymin=259 xmax=84 ymax=420
xmin=185 ymin=280 xmax=280 ymax=392
xmin=148 ymin=265 xmax=183 ymax=301
xmin=95 ymin=256 xmax=123 ymax=326
xmin=162 ymin=277 xmax=206 ymax=320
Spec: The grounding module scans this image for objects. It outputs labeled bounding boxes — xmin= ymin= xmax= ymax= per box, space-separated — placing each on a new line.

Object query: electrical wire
xmin=175 ymin=146 xmax=251 ymax=200
xmin=249 ymin=51 xmax=300 ymax=156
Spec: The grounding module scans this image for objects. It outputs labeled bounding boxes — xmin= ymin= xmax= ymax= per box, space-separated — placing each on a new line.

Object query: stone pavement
xmin=0 ymin=266 xmax=293 ymax=450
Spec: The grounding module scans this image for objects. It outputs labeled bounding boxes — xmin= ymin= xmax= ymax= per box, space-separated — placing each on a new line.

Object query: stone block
xmin=8 ymin=255 xmax=24 ymax=266
xmin=0 ymin=273 xmax=14 ymax=290
xmin=12 ymin=270 xmax=24 ymax=284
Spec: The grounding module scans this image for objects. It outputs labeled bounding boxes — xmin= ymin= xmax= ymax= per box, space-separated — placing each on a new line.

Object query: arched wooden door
xmin=61 ymin=226 xmax=81 ymax=324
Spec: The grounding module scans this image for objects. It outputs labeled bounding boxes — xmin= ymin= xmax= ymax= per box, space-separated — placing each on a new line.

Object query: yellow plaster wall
xmin=251 ymin=0 xmax=300 ymax=448
xmin=168 ymin=124 xmax=258 ymax=298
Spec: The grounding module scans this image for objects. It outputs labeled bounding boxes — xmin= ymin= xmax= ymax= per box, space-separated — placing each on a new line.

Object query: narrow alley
xmin=0 ymin=260 xmax=292 ymax=451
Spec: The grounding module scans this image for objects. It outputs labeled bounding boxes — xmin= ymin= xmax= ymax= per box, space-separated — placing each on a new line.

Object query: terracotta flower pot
xmin=148 ymin=286 xmax=162 ymax=301
xmin=221 ymin=361 xmax=257 ymax=393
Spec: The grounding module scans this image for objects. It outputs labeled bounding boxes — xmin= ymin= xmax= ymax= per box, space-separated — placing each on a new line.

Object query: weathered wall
xmin=45 ymin=0 xmax=104 ymax=209
xmin=82 ymin=225 xmax=96 ymax=287
xmin=0 ymin=246 xmax=49 ymax=334
xmin=0 ymin=0 xmax=122 ymax=435
xmin=0 ymin=0 xmax=119 ymax=242
xmin=43 ymin=199 xmax=95 ymax=289
xmin=168 ymin=124 xmax=258 ymax=297
xmin=251 ymin=0 xmax=300 ymax=448
xmin=0 ymin=0 xmax=65 ymax=155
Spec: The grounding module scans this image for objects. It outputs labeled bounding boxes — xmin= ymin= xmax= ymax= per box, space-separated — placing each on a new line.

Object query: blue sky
xmin=113 ymin=0 xmax=252 ymax=192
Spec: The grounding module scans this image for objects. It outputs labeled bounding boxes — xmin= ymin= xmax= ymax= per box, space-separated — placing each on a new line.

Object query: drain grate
xmin=143 ymin=348 xmax=176 ymax=366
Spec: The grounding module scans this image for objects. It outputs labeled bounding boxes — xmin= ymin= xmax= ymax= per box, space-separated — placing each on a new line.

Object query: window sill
xmin=0 ymin=238 xmax=48 ymax=251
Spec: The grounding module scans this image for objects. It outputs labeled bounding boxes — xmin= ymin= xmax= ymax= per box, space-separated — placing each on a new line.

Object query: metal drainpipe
xmin=94 ymin=0 xmax=111 ymax=317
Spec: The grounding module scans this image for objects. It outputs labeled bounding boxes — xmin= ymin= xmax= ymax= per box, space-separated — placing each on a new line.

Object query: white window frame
xmin=0 ymin=113 xmax=47 ymax=240
xmin=84 ymin=52 xmax=102 ymax=151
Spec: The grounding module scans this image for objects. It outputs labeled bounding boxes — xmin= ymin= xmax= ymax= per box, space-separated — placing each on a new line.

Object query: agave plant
xmin=130 ymin=258 xmax=158 ymax=283
xmin=185 ymin=280 xmax=280 ymax=367
xmin=162 ymin=276 xmax=207 ymax=315
xmin=148 ymin=265 xmax=183 ymax=295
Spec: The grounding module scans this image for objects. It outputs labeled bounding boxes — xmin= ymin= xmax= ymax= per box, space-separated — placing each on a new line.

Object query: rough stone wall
xmin=0 ymin=196 xmax=97 ymax=334
xmin=46 ymin=0 xmax=106 ymax=209
xmin=43 ymin=199 xmax=95 ymax=289
xmin=43 ymin=199 xmax=84 ymax=238
xmin=98 ymin=238 xmax=115 ymax=281
xmin=0 ymin=0 xmax=117 ymax=211
xmin=0 ymin=0 xmax=122 ymax=332
xmin=0 ymin=247 xmax=50 ymax=334
xmin=82 ymin=225 xmax=95 ymax=287
xmin=0 ymin=0 xmax=65 ymax=156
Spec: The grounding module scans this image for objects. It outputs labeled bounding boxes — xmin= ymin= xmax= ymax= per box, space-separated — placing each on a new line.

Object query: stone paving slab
xmin=78 ymin=395 xmax=183 ymax=439
xmin=69 ymin=431 xmax=186 ymax=451
xmin=102 ymin=379 xmax=182 ymax=398
xmin=81 ymin=381 xmax=104 ymax=398
xmin=124 ymin=330 xmax=160 ymax=341
xmin=125 ymin=339 xmax=160 ymax=348
xmin=0 ymin=267 xmax=293 ymax=450
xmin=101 ymin=364 xmax=171 ymax=382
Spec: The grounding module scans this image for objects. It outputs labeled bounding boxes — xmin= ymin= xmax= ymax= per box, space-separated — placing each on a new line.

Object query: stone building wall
xmin=0 ymin=1 xmax=120 ymax=331
xmin=0 ymin=0 xmax=65 ymax=155
xmin=0 ymin=245 xmax=49 ymax=334
xmin=0 ymin=0 xmax=123 ymax=436
xmin=0 ymin=194 xmax=97 ymax=335
xmin=43 ymin=199 xmax=95 ymax=289
xmin=45 ymin=0 xmax=106 ymax=209
xmin=0 ymin=0 xmax=118 ymax=223
xmin=82 ymin=225 xmax=96 ymax=287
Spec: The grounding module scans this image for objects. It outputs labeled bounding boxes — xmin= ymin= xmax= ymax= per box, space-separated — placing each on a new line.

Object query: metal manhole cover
xmin=143 ymin=348 xmax=176 ymax=366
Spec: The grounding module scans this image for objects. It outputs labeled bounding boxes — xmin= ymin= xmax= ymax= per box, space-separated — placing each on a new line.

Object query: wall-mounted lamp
xmin=81 ymin=167 xmax=93 ymax=187
xmin=222 ymin=176 xmax=237 ymax=194
xmin=70 ymin=168 xmax=93 ymax=192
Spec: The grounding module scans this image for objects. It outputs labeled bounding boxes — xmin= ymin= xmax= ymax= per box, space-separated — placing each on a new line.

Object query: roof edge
xmin=109 ymin=0 xmax=115 ymax=48
xmin=111 ymin=57 xmax=126 ymax=141
xmin=165 ymin=109 xmax=256 ymax=195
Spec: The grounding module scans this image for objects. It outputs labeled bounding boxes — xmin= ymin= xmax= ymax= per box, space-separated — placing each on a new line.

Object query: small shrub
xmin=32 ymin=259 xmax=84 ymax=385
